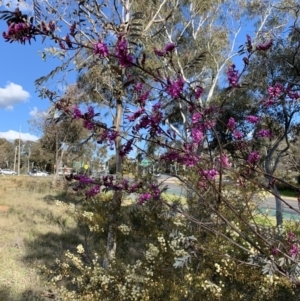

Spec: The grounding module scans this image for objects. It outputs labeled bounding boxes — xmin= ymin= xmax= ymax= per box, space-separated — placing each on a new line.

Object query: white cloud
xmin=0 ymin=82 xmax=30 ymax=109
xmin=29 ymin=106 xmax=48 ymax=118
xmin=0 ymin=130 xmax=38 ymax=141
xmin=29 ymin=107 xmax=39 ymax=117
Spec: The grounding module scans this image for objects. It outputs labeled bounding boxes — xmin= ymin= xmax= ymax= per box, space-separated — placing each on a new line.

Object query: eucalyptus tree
xmin=0 ymin=138 xmax=14 ymax=168
xmin=218 ymin=22 xmax=300 ymax=226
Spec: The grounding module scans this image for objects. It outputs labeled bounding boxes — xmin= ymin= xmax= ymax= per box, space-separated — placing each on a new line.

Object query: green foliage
xmin=40 ymin=182 xmax=299 ymax=300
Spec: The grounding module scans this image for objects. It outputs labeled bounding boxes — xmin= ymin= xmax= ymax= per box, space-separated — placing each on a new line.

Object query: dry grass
xmin=0 ymin=177 xmax=187 ymax=300
xmin=0 ymin=176 xmax=80 ymax=300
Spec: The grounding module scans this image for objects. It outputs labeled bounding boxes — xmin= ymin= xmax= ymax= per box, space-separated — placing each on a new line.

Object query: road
xmin=157 ymin=174 xmax=300 ymax=220
xmin=259 ymin=195 xmax=300 ymax=220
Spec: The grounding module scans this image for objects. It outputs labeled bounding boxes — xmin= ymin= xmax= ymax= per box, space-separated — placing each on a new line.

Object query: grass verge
xmin=0 ymin=177 xmax=79 ymax=300
xmin=278 ymin=189 xmax=298 ymax=198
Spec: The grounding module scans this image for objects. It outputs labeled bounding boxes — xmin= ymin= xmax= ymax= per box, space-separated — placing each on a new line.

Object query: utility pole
xmin=18 ymin=127 xmax=21 ymax=175
xmin=13 ymin=146 xmax=17 ymax=172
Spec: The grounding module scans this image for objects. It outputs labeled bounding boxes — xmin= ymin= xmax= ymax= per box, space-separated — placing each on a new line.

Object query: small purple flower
xmin=72 ymin=105 xmax=82 ymax=119
xmin=152 ymin=102 xmax=162 ymax=110
xmin=126 ymin=108 xmax=145 ymax=122
xmin=166 ymin=77 xmax=185 ymax=98
xmin=154 ymin=48 xmax=166 ymax=56
xmin=138 ymin=90 xmax=150 ymax=106
xmin=83 ymin=120 xmax=94 ymax=130
xmin=289 ymin=244 xmax=299 ymax=257
xmin=86 ymin=106 xmax=95 ymax=119
xmin=246 ymin=115 xmax=260 ymax=124
xmin=65 ymin=34 xmax=72 ymax=48
xmin=115 ymin=36 xmax=133 ymax=67
xmin=86 ymin=185 xmax=100 ymax=197
xmin=74 ymin=174 xmax=95 ymax=184
xmin=247 ymin=151 xmax=260 ymax=165
xmin=108 ymin=130 xmax=116 ymax=141
xmin=217 ymin=154 xmax=232 ymax=168
xmin=227 ymin=117 xmax=236 ymax=131
xmin=246 ymin=35 xmax=252 ymax=52
xmin=49 ymin=21 xmax=55 ymax=32
xmin=271 ymin=247 xmax=279 ymax=256
xmin=59 ymin=40 xmax=66 ymax=50
xmin=94 ymin=40 xmax=109 ymax=57
xmin=195 ymin=86 xmax=204 ymax=99
xmin=119 ymin=139 xmax=134 ymax=157
xmin=192 ymin=112 xmax=202 ymax=124
xmin=70 ymin=21 xmax=76 ymax=37
xmin=233 ymin=130 xmax=243 ymax=140
xmin=164 ymin=42 xmax=176 ymax=53
xmin=134 ymin=83 xmax=144 ymax=92
xmin=256 ymin=40 xmax=273 ymax=51
xmin=243 ymin=57 xmax=249 ymax=65
xmin=138 ymin=193 xmax=152 ymax=205
xmin=287 ymin=89 xmax=300 ymax=100
xmin=227 ymin=64 xmax=239 ymax=87
xmin=200 ymin=169 xmax=219 ymax=180
xmin=268 ymin=83 xmax=283 ymax=98
xmin=128 ymin=182 xmax=142 ymax=193
xmin=263 ymin=98 xmax=275 ymax=107
xmin=257 ymin=129 xmax=271 ymax=138
xmin=191 ymin=128 xmax=203 ymax=143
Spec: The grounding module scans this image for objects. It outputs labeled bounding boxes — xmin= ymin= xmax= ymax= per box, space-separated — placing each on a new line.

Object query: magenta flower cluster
xmin=94 ymin=40 xmax=109 ymax=58
xmin=227 ymin=117 xmax=236 ymax=131
xmin=133 ymin=103 xmax=163 ymax=137
xmin=3 ymin=22 xmax=34 ymax=44
xmin=233 ymin=131 xmax=243 ymax=140
xmin=192 ymin=112 xmax=203 ymax=124
xmin=246 ymin=34 xmax=252 ymax=53
xmin=287 ymin=89 xmax=300 ymax=100
xmin=200 ymin=168 xmax=219 ymax=180
xmin=194 ymin=86 xmax=204 ymax=99
xmin=256 ymin=40 xmax=273 ymax=51
xmin=191 ymin=128 xmax=203 ymax=143
xmin=67 ymin=173 xmax=143 ymax=199
xmin=133 ymin=83 xmax=150 ymax=106
xmin=268 ymin=83 xmax=284 ymax=98
xmin=227 ymin=64 xmax=239 ymax=87
xmin=126 ymin=108 xmax=145 ymax=122
xmin=115 ymin=35 xmax=133 ymax=67
xmin=217 ymin=154 xmax=232 ymax=168
xmin=138 ymin=193 xmax=152 ymax=205
xmin=246 ymin=115 xmax=260 ymax=124
xmin=166 ymin=76 xmax=185 ymax=98
xmin=247 ymin=151 xmax=260 ymax=165
xmin=72 ymin=106 xmax=96 ymax=130
xmin=119 ymin=139 xmax=134 ymax=157
xmin=289 ymin=244 xmax=299 ymax=257
xmin=98 ymin=129 xmax=119 ymax=150
xmin=86 ymin=185 xmax=100 ymax=197
xmin=154 ymin=42 xmax=176 ymax=57
xmin=2 ymin=9 xmax=55 ymax=44
xmin=72 ymin=105 xmax=82 ymax=119
xmin=257 ymin=129 xmax=271 ymax=138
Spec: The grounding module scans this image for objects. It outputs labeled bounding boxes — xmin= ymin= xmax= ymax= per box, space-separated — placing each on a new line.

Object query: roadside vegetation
xmin=0 ymin=176 xmax=300 ymax=300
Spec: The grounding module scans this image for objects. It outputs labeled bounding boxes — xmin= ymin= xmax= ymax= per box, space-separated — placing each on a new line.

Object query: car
xmin=0 ymin=168 xmax=17 ymax=175
xmin=29 ymin=170 xmax=49 ymax=177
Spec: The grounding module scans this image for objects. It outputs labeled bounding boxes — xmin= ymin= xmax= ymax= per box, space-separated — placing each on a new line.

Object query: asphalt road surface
xmin=158 ymin=175 xmax=300 ymax=220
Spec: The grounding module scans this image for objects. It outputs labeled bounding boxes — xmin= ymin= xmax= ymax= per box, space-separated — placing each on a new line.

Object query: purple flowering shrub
xmin=3 ymin=7 xmax=300 ymax=292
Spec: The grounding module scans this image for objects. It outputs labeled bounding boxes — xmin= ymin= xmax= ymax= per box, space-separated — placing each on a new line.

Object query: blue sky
xmin=0 ymin=1 xmax=60 ymax=141
xmin=0 ymin=0 xmax=246 ymax=144
xmin=0 ymin=0 xmax=287 ymax=145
